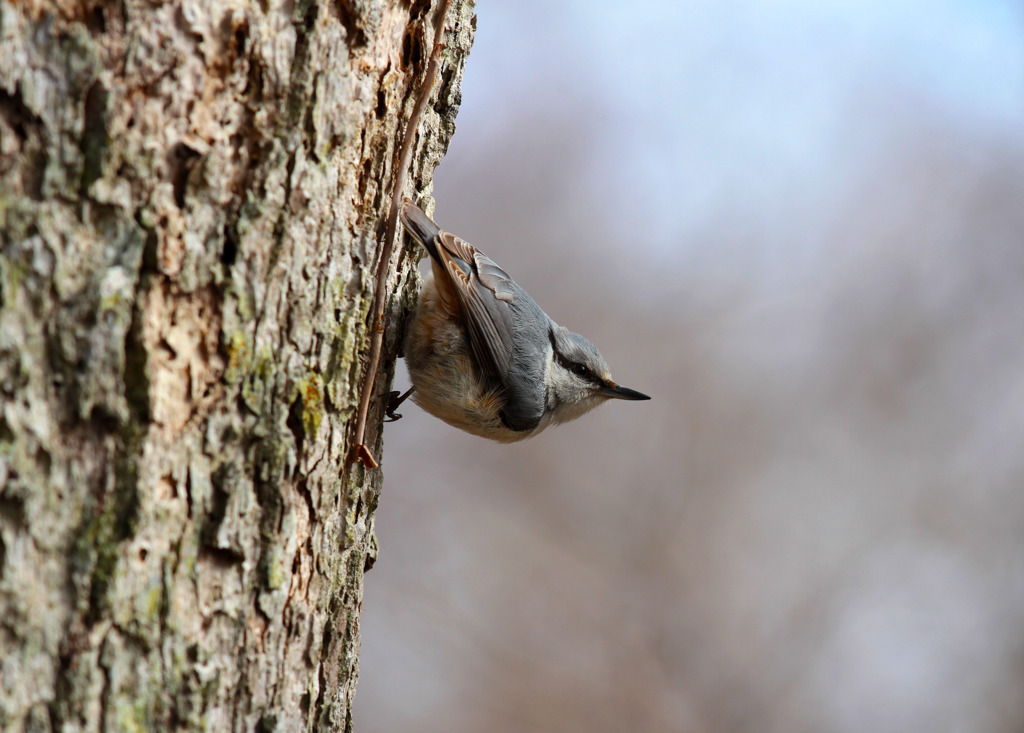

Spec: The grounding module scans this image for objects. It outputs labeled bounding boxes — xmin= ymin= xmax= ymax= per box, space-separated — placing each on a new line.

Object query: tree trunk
xmin=0 ymin=0 xmax=474 ymax=729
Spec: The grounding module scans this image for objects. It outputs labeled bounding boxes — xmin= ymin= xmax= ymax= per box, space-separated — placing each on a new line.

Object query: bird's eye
xmin=571 ymin=363 xmax=590 ymax=378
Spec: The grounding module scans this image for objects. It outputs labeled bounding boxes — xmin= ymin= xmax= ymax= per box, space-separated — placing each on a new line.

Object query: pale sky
xmin=440 ymin=0 xmax=1024 ymax=265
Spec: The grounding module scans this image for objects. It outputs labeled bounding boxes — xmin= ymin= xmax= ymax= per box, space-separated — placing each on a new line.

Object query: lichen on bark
xmin=0 ymin=0 xmax=475 ymax=730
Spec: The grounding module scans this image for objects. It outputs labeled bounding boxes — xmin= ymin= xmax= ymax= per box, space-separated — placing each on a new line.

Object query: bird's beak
xmin=601 ymin=383 xmax=651 ymax=401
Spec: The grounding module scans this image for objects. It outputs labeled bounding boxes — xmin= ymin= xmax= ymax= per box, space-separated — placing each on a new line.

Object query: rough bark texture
xmin=0 ymin=0 xmax=474 ymax=730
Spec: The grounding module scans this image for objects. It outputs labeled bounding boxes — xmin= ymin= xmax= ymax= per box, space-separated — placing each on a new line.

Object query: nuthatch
xmin=397 ymin=201 xmax=650 ymax=441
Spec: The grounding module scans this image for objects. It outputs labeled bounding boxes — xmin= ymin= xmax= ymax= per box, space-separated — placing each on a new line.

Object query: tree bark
xmin=0 ymin=0 xmax=474 ymax=730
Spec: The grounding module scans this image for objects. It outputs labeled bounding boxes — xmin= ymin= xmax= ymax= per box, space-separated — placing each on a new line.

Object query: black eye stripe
xmin=550 ymin=328 xmax=601 ymax=384
xmin=553 ymin=349 xmax=595 ymax=380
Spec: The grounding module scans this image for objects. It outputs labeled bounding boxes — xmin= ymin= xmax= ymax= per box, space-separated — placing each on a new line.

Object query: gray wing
xmin=436 ymin=232 xmax=548 ymax=432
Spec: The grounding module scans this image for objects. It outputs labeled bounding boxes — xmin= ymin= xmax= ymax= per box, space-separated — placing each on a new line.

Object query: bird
xmin=395 ymin=200 xmax=649 ymax=442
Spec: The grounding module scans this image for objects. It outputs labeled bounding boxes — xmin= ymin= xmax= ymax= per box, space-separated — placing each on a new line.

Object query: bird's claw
xmin=384 ymin=387 xmax=414 ymax=422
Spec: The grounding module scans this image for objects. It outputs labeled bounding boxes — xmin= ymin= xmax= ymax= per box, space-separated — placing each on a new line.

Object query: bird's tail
xmin=400 ymin=200 xmax=443 ymax=263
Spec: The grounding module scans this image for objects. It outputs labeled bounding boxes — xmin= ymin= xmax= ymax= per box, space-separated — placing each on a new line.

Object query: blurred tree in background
xmin=359 ymin=4 xmax=1024 ymax=733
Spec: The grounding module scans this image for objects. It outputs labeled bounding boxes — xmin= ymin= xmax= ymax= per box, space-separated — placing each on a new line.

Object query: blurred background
xmin=358 ymin=2 xmax=1024 ymax=731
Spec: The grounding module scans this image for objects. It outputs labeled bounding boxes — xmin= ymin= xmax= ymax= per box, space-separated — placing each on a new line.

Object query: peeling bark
xmin=0 ymin=0 xmax=474 ymax=730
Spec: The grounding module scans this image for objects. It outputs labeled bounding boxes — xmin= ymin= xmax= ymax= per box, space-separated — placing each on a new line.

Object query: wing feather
xmin=436 ymin=232 xmax=514 ymax=377
xmin=433 ymin=232 xmax=547 ymax=431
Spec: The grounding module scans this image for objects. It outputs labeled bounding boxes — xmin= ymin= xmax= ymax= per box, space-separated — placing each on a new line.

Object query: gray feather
xmin=400 ymin=201 xmax=443 ymax=261
xmin=401 ymin=203 xmax=551 ymax=432
xmin=443 ymin=234 xmax=548 ymax=432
